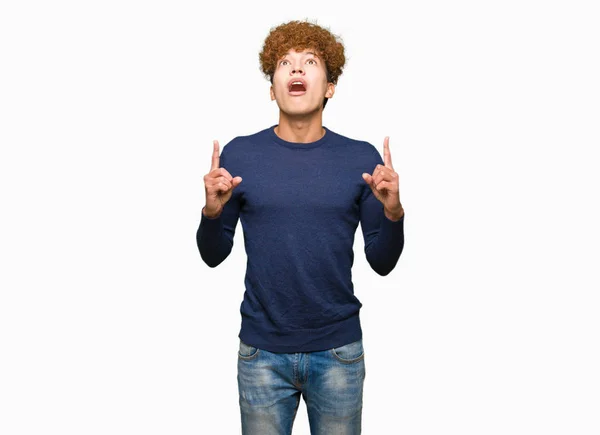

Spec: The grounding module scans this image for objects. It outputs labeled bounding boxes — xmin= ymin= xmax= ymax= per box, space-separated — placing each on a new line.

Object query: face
xmin=270 ymin=48 xmax=335 ymax=116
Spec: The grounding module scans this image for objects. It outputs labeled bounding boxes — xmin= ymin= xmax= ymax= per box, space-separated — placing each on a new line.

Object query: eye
xmin=307 ymin=59 xmax=317 ymax=65
xmin=280 ymin=60 xmax=289 ymax=66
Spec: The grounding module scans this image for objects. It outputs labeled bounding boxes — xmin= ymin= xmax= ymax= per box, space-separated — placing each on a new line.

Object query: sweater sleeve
xmin=196 ymin=148 xmax=242 ymax=268
xmin=359 ymin=148 xmax=405 ymax=276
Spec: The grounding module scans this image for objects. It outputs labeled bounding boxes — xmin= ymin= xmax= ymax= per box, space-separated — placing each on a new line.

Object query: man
xmin=196 ymin=19 xmax=405 ymax=435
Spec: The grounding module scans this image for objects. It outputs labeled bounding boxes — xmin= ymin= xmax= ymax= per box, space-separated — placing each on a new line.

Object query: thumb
xmin=232 ymin=176 xmax=243 ymax=187
xmin=362 ymin=173 xmax=377 ymax=192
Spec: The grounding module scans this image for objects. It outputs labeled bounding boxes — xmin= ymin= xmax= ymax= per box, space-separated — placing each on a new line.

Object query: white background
xmin=1 ymin=0 xmax=599 ymax=434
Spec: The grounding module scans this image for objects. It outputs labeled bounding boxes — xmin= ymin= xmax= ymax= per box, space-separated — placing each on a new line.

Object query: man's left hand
xmin=362 ymin=136 xmax=404 ymax=221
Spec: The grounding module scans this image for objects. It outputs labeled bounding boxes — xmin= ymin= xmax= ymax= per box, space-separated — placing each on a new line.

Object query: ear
xmin=325 ymin=83 xmax=335 ymax=99
xmin=270 ymin=85 xmax=275 ymax=101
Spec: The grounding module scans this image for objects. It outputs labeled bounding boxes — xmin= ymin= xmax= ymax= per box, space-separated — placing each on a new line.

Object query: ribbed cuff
xmin=200 ymin=208 xmax=224 ymax=232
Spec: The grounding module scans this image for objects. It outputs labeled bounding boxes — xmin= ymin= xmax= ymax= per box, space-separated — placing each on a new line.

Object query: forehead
xmin=281 ymin=48 xmax=320 ymax=58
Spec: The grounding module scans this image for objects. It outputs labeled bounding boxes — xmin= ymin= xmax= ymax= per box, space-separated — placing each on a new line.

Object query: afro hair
xmin=259 ymin=20 xmax=346 ymax=109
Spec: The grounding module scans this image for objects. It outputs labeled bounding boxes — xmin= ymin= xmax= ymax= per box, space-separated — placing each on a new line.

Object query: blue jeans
xmin=237 ymin=338 xmax=366 ymax=434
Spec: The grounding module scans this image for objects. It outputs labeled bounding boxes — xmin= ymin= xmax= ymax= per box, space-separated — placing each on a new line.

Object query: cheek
xmin=275 ymin=86 xmax=286 ymax=97
xmin=274 ymin=79 xmax=287 ymax=94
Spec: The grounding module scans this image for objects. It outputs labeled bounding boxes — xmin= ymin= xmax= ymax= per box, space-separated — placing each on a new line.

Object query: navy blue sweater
xmin=196 ymin=125 xmax=405 ymax=352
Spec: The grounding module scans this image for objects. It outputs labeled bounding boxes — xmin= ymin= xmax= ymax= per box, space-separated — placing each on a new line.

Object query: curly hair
xmin=259 ymin=20 xmax=346 ymax=109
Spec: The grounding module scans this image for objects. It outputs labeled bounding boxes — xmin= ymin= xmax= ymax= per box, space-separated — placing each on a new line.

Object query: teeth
xmin=289 ymin=81 xmax=306 ymax=92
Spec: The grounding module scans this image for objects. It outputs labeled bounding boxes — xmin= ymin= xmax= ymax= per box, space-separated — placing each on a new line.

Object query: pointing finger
xmin=211 ymin=140 xmax=220 ymax=171
xmin=383 ymin=136 xmax=393 ymax=169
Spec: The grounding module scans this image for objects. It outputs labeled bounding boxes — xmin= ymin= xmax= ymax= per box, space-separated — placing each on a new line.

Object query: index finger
xmin=383 ymin=136 xmax=393 ymax=169
xmin=211 ymin=140 xmax=220 ymax=171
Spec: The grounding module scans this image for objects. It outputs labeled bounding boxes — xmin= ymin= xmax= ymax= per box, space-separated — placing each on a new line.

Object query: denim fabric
xmin=237 ymin=338 xmax=366 ymax=434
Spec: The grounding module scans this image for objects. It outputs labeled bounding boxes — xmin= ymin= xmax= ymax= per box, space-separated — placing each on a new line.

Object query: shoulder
xmin=327 ymin=128 xmax=382 ymax=162
xmin=222 ymin=126 xmax=271 ymax=154
xmin=219 ymin=126 xmax=272 ymax=170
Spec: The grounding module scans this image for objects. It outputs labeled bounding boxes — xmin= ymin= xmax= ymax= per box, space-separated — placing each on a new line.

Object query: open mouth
xmin=288 ymin=80 xmax=307 ymax=96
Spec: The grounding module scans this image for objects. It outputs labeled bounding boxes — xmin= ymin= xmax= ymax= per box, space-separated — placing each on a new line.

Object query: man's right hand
xmin=203 ymin=140 xmax=242 ymax=218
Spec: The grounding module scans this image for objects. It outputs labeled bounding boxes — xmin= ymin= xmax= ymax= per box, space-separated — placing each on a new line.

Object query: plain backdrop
xmin=1 ymin=0 xmax=599 ymax=434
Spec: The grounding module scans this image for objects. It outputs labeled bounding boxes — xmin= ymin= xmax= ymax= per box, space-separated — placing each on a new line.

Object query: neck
xmin=274 ymin=111 xmax=325 ymax=143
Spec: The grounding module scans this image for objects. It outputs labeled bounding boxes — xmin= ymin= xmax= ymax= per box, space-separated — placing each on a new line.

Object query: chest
xmin=237 ymin=153 xmax=364 ymax=216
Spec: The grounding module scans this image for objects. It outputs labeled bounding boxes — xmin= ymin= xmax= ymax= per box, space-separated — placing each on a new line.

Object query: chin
xmin=281 ymin=102 xmax=321 ymax=116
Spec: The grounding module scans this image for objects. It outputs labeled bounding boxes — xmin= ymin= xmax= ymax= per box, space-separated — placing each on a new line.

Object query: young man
xmin=197 ymin=20 xmax=405 ymax=435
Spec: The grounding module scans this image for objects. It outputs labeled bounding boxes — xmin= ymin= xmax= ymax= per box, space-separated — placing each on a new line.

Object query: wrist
xmin=384 ymin=205 xmax=404 ymax=221
xmin=202 ymin=206 xmax=222 ymax=219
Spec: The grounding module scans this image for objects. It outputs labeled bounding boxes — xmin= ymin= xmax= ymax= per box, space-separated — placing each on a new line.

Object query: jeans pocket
xmin=331 ymin=338 xmax=365 ymax=363
xmin=238 ymin=339 xmax=260 ymax=360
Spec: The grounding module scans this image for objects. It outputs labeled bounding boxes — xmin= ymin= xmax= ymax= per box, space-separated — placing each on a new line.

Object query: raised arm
xmin=359 ymin=137 xmax=405 ymax=276
xmin=196 ymin=140 xmax=243 ymax=267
